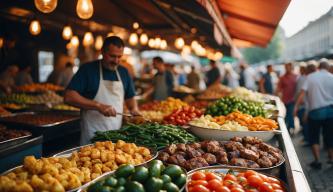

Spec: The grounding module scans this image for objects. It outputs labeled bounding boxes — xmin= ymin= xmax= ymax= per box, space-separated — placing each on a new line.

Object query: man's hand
xmin=130 ymin=108 xmax=141 ymax=116
xmin=96 ymin=103 xmax=117 ymax=117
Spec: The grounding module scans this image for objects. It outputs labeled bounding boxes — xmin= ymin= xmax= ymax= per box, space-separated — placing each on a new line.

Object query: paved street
xmin=292 ymin=133 xmax=333 ymax=192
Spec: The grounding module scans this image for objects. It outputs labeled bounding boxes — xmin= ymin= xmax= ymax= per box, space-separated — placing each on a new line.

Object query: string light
xmin=140 ymin=33 xmax=148 ymax=45
xmin=76 ymin=0 xmax=94 ymax=19
xmin=70 ymin=36 xmax=79 ymax=47
xmin=95 ymin=35 xmax=103 ymax=50
xmin=0 ymin=37 xmax=3 ymax=48
xmin=29 ymin=19 xmax=41 ymax=36
xmin=34 ymin=0 xmax=57 ymax=13
xmin=62 ymin=25 xmax=73 ymax=40
xmin=148 ymin=38 xmax=155 ymax=48
xmin=154 ymin=37 xmax=161 ymax=48
xmin=133 ymin=22 xmax=139 ymax=29
xmin=129 ymin=33 xmax=138 ymax=46
xmin=83 ymin=32 xmax=94 ymax=47
xmin=175 ymin=37 xmax=185 ymax=49
xmin=160 ymin=40 xmax=167 ymax=49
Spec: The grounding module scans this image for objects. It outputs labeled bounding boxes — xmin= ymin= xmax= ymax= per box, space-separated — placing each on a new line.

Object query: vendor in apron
xmin=143 ymin=57 xmax=174 ymax=100
xmin=64 ymin=36 xmax=139 ymax=145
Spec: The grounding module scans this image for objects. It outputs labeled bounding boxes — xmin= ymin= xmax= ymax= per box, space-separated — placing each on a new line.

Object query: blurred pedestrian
xmin=0 ymin=65 xmax=19 ymax=94
xmin=224 ymin=65 xmax=239 ymax=89
xmin=15 ymin=65 xmax=33 ymax=86
xmin=259 ymin=64 xmax=278 ymax=94
xmin=276 ymin=63 xmax=297 ymax=134
xmin=294 ymin=61 xmax=333 ymax=169
xmin=239 ymin=63 xmax=256 ymax=90
xmin=57 ymin=62 xmax=74 ymax=87
xmin=187 ymin=66 xmax=200 ymax=90
xmin=206 ymin=60 xmax=221 ymax=87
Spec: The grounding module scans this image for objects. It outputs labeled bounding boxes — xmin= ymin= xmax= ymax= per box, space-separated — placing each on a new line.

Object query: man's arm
xmin=64 ymin=89 xmax=116 ymax=116
xmin=125 ymin=97 xmax=140 ymax=115
xmin=293 ymin=89 xmax=305 ymax=117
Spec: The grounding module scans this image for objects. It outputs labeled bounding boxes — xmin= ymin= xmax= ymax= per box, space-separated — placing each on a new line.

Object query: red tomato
xmin=191 ymin=180 xmax=209 ymax=187
xmin=206 ymin=172 xmax=221 ymax=181
xmin=258 ymin=182 xmax=274 ymax=192
xmin=266 ymin=177 xmax=281 ymax=185
xmin=257 ymin=174 xmax=268 ymax=182
xmin=192 ymin=172 xmax=206 ymax=181
xmin=224 ymin=174 xmax=237 ymax=182
xmin=237 ymin=176 xmax=248 ymax=186
xmin=244 ymin=170 xmax=258 ymax=178
xmin=215 ymin=186 xmax=231 ymax=192
xmin=223 ymin=180 xmax=237 ymax=188
xmin=237 ymin=173 xmax=245 ymax=178
xmin=247 ymin=175 xmax=263 ymax=187
xmin=245 ymin=189 xmax=259 ymax=192
xmin=230 ymin=188 xmax=245 ymax=192
xmin=190 ymin=185 xmax=210 ymax=192
xmin=271 ymin=183 xmax=282 ymax=190
xmin=207 ymin=179 xmax=223 ymax=190
xmin=273 ymin=190 xmax=284 ymax=192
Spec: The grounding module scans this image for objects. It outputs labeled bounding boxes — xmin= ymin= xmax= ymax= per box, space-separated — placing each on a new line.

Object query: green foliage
xmin=242 ymin=27 xmax=284 ymax=64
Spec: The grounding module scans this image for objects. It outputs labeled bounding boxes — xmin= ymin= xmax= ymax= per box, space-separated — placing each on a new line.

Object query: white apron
xmin=80 ymin=62 xmax=124 ymax=145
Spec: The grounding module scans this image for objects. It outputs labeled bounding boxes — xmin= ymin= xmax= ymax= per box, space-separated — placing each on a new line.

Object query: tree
xmin=242 ymin=27 xmax=284 ymax=64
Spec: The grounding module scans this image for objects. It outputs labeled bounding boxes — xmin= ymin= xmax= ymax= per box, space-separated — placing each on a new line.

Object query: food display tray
xmin=188 ymin=123 xmax=281 ymax=142
xmin=186 ymin=166 xmax=289 ymax=191
xmin=0 ymin=134 xmax=32 ymax=150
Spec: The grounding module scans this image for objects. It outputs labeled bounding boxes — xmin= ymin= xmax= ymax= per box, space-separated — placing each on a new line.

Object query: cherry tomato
xmin=215 ymin=186 xmax=231 ymax=192
xmin=230 ymin=188 xmax=245 ymax=192
xmin=224 ymin=174 xmax=238 ymax=182
xmin=271 ymin=183 xmax=282 ymax=190
xmin=206 ymin=172 xmax=221 ymax=181
xmin=237 ymin=176 xmax=248 ymax=186
xmin=191 ymin=172 xmax=206 ymax=181
xmin=273 ymin=190 xmax=284 ymax=192
xmin=245 ymin=189 xmax=259 ymax=192
xmin=189 ymin=180 xmax=209 ymax=187
xmin=207 ymin=179 xmax=223 ymax=190
xmin=267 ymin=177 xmax=281 ymax=185
xmin=247 ymin=175 xmax=263 ymax=187
xmin=237 ymin=173 xmax=245 ymax=178
xmin=191 ymin=185 xmax=210 ymax=192
xmin=258 ymin=182 xmax=274 ymax=192
xmin=244 ymin=170 xmax=258 ymax=178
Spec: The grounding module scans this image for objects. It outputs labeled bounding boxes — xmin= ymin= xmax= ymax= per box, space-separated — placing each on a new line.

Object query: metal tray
xmin=188 ymin=123 xmax=281 ymax=142
xmin=0 ymin=134 xmax=32 ymax=150
xmin=186 ymin=166 xmax=288 ymax=191
xmin=0 ymin=112 xmax=79 ymax=128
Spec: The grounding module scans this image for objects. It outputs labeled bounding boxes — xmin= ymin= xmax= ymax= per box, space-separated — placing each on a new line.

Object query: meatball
xmin=202 ymin=153 xmax=217 ymax=165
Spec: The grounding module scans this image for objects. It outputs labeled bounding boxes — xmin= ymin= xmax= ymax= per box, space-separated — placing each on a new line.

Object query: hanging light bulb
xmin=148 ymin=39 xmax=155 ymax=48
xmin=182 ymin=45 xmax=191 ymax=55
xmin=214 ymin=51 xmax=223 ymax=61
xmin=160 ymin=40 xmax=167 ymax=49
xmin=191 ymin=40 xmax=199 ymax=50
xmin=70 ymin=36 xmax=79 ymax=47
xmin=133 ymin=22 xmax=139 ymax=29
xmin=62 ymin=25 xmax=73 ymax=40
xmin=140 ymin=33 xmax=148 ymax=45
xmin=174 ymin=37 xmax=184 ymax=49
xmin=154 ymin=37 xmax=161 ymax=48
xmin=34 ymin=0 xmax=57 ymax=13
xmin=29 ymin=19 xmax=41 ymax=36
xmin=83 ymin=32 xmax=94 ymax=47
xmin=129 ymin=33 xmax=138 ymax=46
xmin=66 ymin=42 xmax=72 ymax=50
xmin=0 ymin=37 xmax=3 ymax=48
xmin=76 ymin=0 xmax=94 ymax=19
xmin=95 ymin=35 xmax=103 ymax=50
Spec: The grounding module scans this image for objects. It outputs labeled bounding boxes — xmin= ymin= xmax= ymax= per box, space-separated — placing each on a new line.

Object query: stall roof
xmin=216 ymin=0 xmax=290 ymax=47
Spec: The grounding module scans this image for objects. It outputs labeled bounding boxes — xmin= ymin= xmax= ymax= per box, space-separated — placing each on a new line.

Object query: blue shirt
xmin=67 ymin=60 xmax=135 ymax=100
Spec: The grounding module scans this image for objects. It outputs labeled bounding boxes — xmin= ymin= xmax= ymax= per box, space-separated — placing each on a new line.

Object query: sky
xmin=279 ymin=0 xmax=333 ymax=38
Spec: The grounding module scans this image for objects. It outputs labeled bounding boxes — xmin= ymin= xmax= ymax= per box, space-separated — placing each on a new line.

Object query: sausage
xmin=240 ymin=149 xmax=259 ymax=161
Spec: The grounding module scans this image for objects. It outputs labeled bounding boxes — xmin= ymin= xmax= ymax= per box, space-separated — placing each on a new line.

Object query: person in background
xmin=143 ymin=57 xmax=174 ymax=100
xmin=239 ymin=63 xmax=256 ymax=90
xmin=224 ymin=65 xmax=239 ymax=89
xmin=178 ymin=65 xmax=187 ymax=86
xmin=187 ymin=66 xmax=200 ymax=90
xmin=276 ymin=63 xmax=298 ymax=134
xmin=294 ymin=63 xmax=309 ymax=145
xmin=293 ymin=61 xmax=333 ymax=169
xmin=15 ymin=65 xmax=33 ymax=86
xmin=0 ymin=65 xmax=19 ymax=94
xmin=57 ymin=62 xmax=74 ymax=87
xmin=64 ymin=36 xmax=139 ymax=145
xmin=259 ymin=64 xmax=277 ymax=94
xmin=206 ymin=60 xmax=221 ymax=87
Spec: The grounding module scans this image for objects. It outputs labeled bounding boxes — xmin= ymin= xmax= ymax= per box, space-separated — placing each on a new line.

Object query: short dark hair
xmin=153 ymin=56 xmax=163 ymax=63
xmin=65 ymin=62 xmax=73 ymax=68
xmin=102 ymin=36 xmax=124 ymax=52
xmin=209 ymin=59 xmax=215 ymax=65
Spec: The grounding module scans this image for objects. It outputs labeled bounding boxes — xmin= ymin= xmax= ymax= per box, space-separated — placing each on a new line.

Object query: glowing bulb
xmin=34 ymin=0 xmax=57 ymax=13
xmin=0 ymin=38 xmax=3 ymax=48
xmin=95 ymin=35 xmax=103 ymax=50
xmin=154 ymin=37 xmax=161 ymax=48
xmin=76 ymin=0 xmax=94 ymax=19
xmin=133 ymin=22 xmax=139 ymax=29
xmin=148 ymin=39 xmax=155 ymax=48
xmin=62 ymin=25 xmax=73 ymax=40
xmin=182 ymin=45 xmax=191 ymax=55
xmin=160 ymin=40 xmax=167 ymax=49
xmin=107 ymin=32 xmax=114 ymax=37
xmin=175 ymin=37 xmax=184 ymax=49
xmin=66 ymin=42 xmax=72 ymax=50
xmin=191 ymin=40 xmax=199 ymax=50
xmin=129 ymin=33 xmax=138 ymax=46
xmin=140 ymin=33 xmax=148 ymax=45
xmin=29 ymin=20 xmax=41 ymax=36
xmin=70 ymin=36 xmax=79 ymax=47
xmin=83 ymin=32 xmax=94 ymax=47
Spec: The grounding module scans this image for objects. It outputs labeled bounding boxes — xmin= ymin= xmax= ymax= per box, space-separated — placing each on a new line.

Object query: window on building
xmin=38 ymin=51 xmax=54 ymax=82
